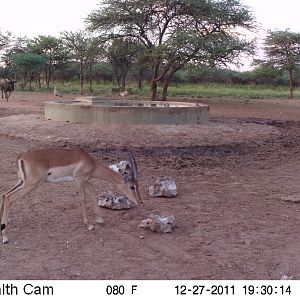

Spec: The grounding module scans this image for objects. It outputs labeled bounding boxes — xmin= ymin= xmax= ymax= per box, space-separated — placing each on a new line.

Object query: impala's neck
xmin=92 ymin=160 xmax=124 ymax=185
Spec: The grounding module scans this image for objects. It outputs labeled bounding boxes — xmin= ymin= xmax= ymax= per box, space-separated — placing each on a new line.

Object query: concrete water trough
xmin=45 ymin=97 xmax=209 ymax=125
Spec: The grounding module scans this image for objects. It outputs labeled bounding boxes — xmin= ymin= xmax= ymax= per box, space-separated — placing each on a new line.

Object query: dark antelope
xmin=0 ymin=78 xmax=16 ymax=101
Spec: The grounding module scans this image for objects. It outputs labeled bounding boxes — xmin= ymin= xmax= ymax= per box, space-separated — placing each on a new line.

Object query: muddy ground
xmin=0 ymin=92 xmax=300 ymax=280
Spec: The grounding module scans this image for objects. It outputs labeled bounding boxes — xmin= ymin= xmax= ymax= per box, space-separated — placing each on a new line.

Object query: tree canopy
xmin=61 ymin=30 xmax=102 ymax=94
xmin=12 ymin=52 xmax=46 ymax=90
xmin=28 ymin=35 xmax=69 ymax=88
xmin=86 ymin=0 xmax=255 ymax=100
xmin=262 ymin=30 xmax=300 ymax=98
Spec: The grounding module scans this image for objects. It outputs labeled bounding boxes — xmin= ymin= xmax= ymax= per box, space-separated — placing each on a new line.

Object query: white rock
xmin=281 ymin=194 xmax=300 ymax=203
xmin=98 ymin=190 xmax=136 ymax=210
xmin=139 ymin=214 xmax=175 ymax=233
xmin=149 ymin=177 xmax=177 ymax=198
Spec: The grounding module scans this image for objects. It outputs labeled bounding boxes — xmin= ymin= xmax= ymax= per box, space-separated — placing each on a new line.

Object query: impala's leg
xmin=0 ymin=198 xmax=4 ymax=224
xmin=1 ymin=181 xmax=38 ymax=243
xmin=85 ymin=181 xmax=105 ymax=224
xmin=1 ymin=179 xmax=23 ymax=224
xmin=76 ymin=180 xmax=94 ymax=231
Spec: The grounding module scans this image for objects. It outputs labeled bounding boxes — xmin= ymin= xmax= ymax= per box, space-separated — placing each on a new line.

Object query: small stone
xmin=139 ymin=214 xmax=175 ymax=233
xmin=98 ymin=190 xmax=136 ymax=210
xmin=95 ymin=216 xmax=105 ymax=224
xmin=149 ymin=177 xmax=177 ymax=198
xmin=280 ymin=274 xmax=294 ymax=280
xmin=139 ymin=235 xmax=145 ymax=239
xmin=281 ymin=194 xmax=300 ymax=203
xmin=245 ymin=239 xmax=252 ymax=245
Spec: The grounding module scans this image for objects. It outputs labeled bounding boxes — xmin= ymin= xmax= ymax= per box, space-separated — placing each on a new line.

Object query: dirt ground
xmin=1 ymin=91 xmax=300 ymax=280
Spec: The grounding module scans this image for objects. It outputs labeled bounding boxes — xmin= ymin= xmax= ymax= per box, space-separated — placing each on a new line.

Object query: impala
xmin=0 ymin=149 xmax=142 ymax=243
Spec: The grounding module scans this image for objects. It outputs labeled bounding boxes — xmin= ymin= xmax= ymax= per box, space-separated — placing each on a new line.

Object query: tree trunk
xmin=161 ymin=75 xmax=170 ymax=101
xmin=80 ymin=73 xmax=84 ymax=95
xmin=150 ymin=64 xmax=159 ymax=101
xmin=151 ymin=79 xmax=157 ymax=101
xmin=121 ymin=76 xmax=126 ymax=92
xmin=138 ymin=69 xmax=143 ymax=89
xmin=288 ymin=68 xmax=293 ymax=99
xmin=114 ymin=71 xmax=121 ymax=90
xmin=89 ymin=66 xmax=93 ymax=93
xmin=37 ymin=73 xmax=41 ymax=88
xmin=21 ymin=76 xmax=26 ymax=91
xmin=80 ymin=62 xmax=84 ymax=95
xmin=45 ymin=66 xmax=50 ymax=89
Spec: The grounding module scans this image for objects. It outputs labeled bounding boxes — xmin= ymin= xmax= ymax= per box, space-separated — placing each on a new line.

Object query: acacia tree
xmin=85 ymin=37 xmax=103 ymax=93
xmin=1 ymin=36 xmax=28 ymax=76
xmin=12 ymin=52 xmax=45 ymax=90
xmin=28 ymin=35 xmax=69 ymax=89
xmin=106 ymin=38 xmax=139 ymax=91
xmin=61 ymin=31 xmax=101 ymax=94
xmin=86 ymin=0 xmax=255 ymax=100
xmin=262 ymin=30 xmax=300 ymax=99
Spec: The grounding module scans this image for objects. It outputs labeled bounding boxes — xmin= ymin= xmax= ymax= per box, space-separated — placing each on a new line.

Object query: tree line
xmin=1 ymin=0 xmax=300 ymax=99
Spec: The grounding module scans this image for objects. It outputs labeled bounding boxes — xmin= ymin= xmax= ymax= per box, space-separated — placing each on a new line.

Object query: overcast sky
xmin=0 ymin=0 xmax=299 ymax=70
xmin=1 ymin=0 xmax=299 ymax=38
xmin=241 ymin=0 xmax=300 ymax=32
xmin=0 ymin=0 xmax=99 ymax=37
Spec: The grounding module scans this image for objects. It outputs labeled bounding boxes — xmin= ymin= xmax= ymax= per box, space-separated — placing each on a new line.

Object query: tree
xmin=85 ymin=37 xmax=103 ymax=93
xmin=106 ymin=38 xmax=139 ymax=91
xmin=132 ymin=43 xmax=149 ymax=89
xmin=61 ymin=31 xmax=101 ymax=94
xmin=91 ymin=62 xmax=113 ymax=83
xmin=86 ymin=0 xmax=255 ymax=100
xmin=251 ymin=59 xmax=283 ymax=85
xmin=28 ymin=35 xmax=69 ymax=89
xmin=262 ymin=30 xmax=300 ymax=99
xmin=1 ymin=36 xmax=28 ymax=77
xmin=0 ymin=30 xmax=11 ymax=50
xmin=12 ymin=52 xmax=46 ymax=90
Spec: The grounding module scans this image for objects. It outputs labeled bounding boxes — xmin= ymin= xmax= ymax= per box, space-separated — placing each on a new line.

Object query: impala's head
xmin=121 ymin=154 xmax=142 ymax=205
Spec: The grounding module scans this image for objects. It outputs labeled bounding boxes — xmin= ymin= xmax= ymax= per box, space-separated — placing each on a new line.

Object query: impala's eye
xmin=130 ymin=185 xmax=136 ymax=191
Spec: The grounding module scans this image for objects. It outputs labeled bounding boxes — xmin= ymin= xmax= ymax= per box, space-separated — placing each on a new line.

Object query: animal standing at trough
xmin=0 ymin=78 xmax=16 ymax=101
xmin=0 ymin=149 xmax=142 ymax=244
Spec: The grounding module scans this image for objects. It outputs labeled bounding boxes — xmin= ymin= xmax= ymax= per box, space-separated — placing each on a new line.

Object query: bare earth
xmin=1 ymin=92 xmax=300 ymax=280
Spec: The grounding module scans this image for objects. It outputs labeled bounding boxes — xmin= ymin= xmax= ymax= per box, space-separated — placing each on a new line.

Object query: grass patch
xmin=163 ymin=83 xmax=300 ymax=99
xmin=16 ymin=82 xmax=300 ymax=99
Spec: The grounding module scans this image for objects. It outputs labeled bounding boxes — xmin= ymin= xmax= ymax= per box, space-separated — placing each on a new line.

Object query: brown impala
xmin=0 ymin=149 xmax=142 ymax=243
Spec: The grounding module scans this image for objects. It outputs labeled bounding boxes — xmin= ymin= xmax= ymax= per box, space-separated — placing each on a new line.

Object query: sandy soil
xmin=0 ymin=92 xmax=300 ymax=280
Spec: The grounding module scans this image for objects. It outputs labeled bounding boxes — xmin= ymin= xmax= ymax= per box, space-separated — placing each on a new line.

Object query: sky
xmin=1 ymin=0 xmax=299 ymax=38
xmin=241 ymin=0 xmax=300 ymax=32
xmin=0 ymin=0 xmax=299 ymax=69
xmin=0 ymin=0 xmax=100 ymax=37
